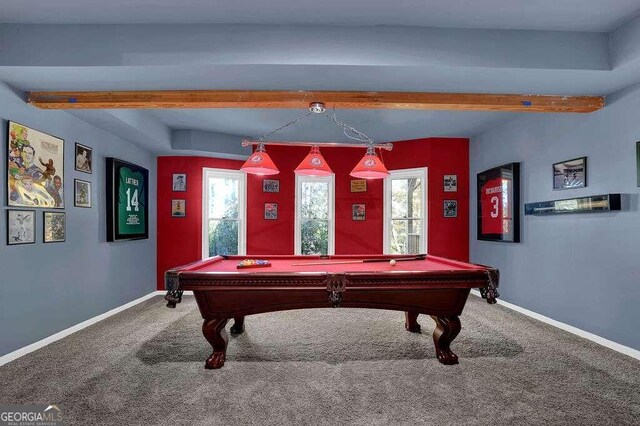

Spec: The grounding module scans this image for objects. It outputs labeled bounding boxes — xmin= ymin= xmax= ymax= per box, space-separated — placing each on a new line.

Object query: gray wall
xmin=470 ymin=85 xmax=640 ymax=351
xmin=0 ymin=83 xmax=157 ymax=357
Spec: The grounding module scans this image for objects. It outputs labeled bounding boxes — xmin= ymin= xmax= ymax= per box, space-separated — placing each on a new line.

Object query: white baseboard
xmin=0 ymin=291 xmax=160 ymax=367
xmin=470 ymin=290 xmax=640 ymax=361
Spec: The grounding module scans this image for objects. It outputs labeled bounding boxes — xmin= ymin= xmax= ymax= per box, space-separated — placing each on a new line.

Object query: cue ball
xmin=390 ymin=259 xmax=397 ymax=266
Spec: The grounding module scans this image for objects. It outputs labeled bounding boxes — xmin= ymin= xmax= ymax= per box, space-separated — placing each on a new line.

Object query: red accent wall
xmin=156 ymin=138 xmax=469 ymax=289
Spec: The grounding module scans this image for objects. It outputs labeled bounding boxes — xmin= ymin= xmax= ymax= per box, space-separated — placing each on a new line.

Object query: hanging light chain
xmin=322 ymin=112 xmax=373 ymax=144
xmin=257 ymin=110 xmax=314 ymax=141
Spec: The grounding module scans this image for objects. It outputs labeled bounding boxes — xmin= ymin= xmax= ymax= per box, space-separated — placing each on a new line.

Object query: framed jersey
xmin=106 ymin=157 xmax=149 ymax=241
xmin=477 ymin=162 xmax=520 ymax=242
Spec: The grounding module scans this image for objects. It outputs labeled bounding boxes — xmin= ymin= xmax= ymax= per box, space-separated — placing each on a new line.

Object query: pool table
xmin=165 ymin=254 xmax=499 ymax=369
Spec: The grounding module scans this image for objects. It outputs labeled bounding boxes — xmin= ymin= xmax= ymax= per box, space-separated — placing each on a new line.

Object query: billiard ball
xmin=390 ymin=259 xmax=397 ymax=266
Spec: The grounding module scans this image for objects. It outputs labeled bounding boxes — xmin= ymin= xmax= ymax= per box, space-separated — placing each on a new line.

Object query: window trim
xmin=201 ymin=168 xmax=247 ymax=259
xmin=383 ymin=167 xmax=428 ymax=255
xmin=294 ymin=173 xmax=335 ymax=255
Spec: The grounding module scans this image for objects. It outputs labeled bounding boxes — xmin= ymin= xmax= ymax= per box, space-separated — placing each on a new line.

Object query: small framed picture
xmin=352 ymin=204 xmax=366 ymax=220
xmin=43 ymin=211 xmax=66 ymax=243
xmin=636 ymin=141 xmax=640 ymax=187
xmin=444 ymin=200 xmax=458 ymax=218
xmin=172 ymin=173 xmax=187 ymax=192
xmin=75 ymin=142 xmax=93 ymax=174
xmin=444 ymin=175 xmax=458 ymax=192
xmin=7 ymin=210 xmax=36 ymax=245
xmin=263 ymin=179 xmax=280 ymax=193
xmin=264 ymin=203 xmax=278 ymax=220
xmin=74 ymin=179 xmax=92 ymax=208
xmin=553 ymin=157 xmax=587 ymax=190
xmin=171 ymin=200 xmax=186 ymax=217
xmin=350 ymin=179 xmax=367 ymax=192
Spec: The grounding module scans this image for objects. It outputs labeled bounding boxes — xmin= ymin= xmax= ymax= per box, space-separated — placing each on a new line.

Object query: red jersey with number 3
xmin=480 ymin=178 xmax=503 ymax=234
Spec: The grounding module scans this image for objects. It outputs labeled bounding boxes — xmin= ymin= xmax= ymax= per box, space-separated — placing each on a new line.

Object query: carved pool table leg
xmin=404 ymin=311 xmax=421 ymax=333
xmin=430 ymin=315 xmax=461 ymax=365
xmin=202 ymin=318 xmax=229 ymax=369
xmin=230 ymin=316 xmax=245 ymax=334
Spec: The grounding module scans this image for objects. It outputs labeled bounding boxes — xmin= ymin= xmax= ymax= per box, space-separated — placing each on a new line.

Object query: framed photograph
xmin=171 ymin=199 xmax=186 ymax=217
xmin=350 ymin=179 xmax=367 ymax=192
xmin=264 ymin=203 xmax=278 ymax=220
xmin=172 ymin=173 xmax=187 ymax=192
xmin=553 ymin=157 xmax=587 ymax=190
xmin=7 ymin=210 xmax=36 ymax=245
xmin=636 ymin=142 xmax=640 ymax=187
xmin=106 ymin=157 xmax=149 ymax=241
xmin=443 ymin=200 xmax=457 ymax=218
xmin=75 ymin=143 xmax=92 ymax=174
xmin=74 ymin=179 xmax=92 ymax=208
xmin=7 ymin=121 xmax=64 ymax=209
xmin=43 ymin=211 xmax=66 ymax=243
xmin=477 ymin=162 xmax=520 ymax=243
xmin=352 ymin=204 xmax=366 ymax=221
xmin=444 ymin=175 xmax=458 ymax=192
xmin=262 ymin=179 xmax=280 ymax=193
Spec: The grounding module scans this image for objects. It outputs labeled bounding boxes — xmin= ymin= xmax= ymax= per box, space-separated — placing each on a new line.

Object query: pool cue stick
xmin=292 ymin=254 xmax=426 ymax=266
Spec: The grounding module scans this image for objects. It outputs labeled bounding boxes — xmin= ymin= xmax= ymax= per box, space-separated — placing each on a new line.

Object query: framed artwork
xmin=477 ymin=162 xmax=520 ymax=243
xmin=171 ymin=199 xmax=186 ymax=217
xmin=636 ymin=142 xmax=640 ymax=187
xmin=43 ymin=211 xmax=66 ymax=243
xmin=7 ymin=121 xmax=64 ymax=209
xmin=553 ymin=157 xmax=587 ymax=190
xmin=443 ymin=200 xmax=457 ymax=218
xmin=74 ymin=179 xmax=92 ymax=208
xmin=350 ymin=179 xmax=367 ymax=192
xmin=263 ymin=179 xmax=280 ymax=193
xmin=444 ymin=175 xmax=458 ymax=192
xmin=172 ymin=173 xmax=187 ymax=192
xmin=264 ymin=203 xmax=278 ymax=220
xmin=352 ymin=204 xmax=366 ymax=221
xmin=7 ymin=210 xmax=36 ymax=245
xmin=106 ymin=157 xmax=149 ymax=241
xmin=75 ymin=143 xmax=92 ymax=174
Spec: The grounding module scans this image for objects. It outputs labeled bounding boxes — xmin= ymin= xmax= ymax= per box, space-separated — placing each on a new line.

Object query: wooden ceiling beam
xmin=27 ymin=90 xmax=605 ymax=113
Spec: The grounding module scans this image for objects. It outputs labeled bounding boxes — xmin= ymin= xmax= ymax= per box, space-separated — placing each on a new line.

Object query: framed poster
xmin=7 ymin=210 xmax=36 ymax=245
xmin=75 ymin=143 xmax=92 ymax=174
xmin=171 ymin=199 xmax=186 ymax=217
xmin=43 ymin=211 xmax=66 ymax=243
xmin=636 ymin=142 xmax=640 ymax=187
xmin=350 ymin=179 xmax=367 ymax=192
xmin=264 ymin=203 xmax=278 ymax=220
xmin=263 ymin=179 xmax=279 ymax=193
xmin=477 ymin=162 xmax=520 ymax=243
xmin=172 ymin=173 xmax=186 ymax=192
xmin=352 ymin=204 xmax=366 ymax=220
xmin=443 ymin=175 xmax=457 ymax=192
xmin=106 ymin=157 xmax=149 ymax=241
xmin=553 ymin=157 xmax=587 ymax=190
xmin=7 ymin=121 xmax=64 ymax=209
xmin=443 ymin=200 xmax=457 ymax=218
xmin=74 ymin=179 xmax=92 ymax=208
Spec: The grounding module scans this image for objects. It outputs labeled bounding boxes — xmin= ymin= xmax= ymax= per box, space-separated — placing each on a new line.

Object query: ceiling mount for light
xmin=240 ymin=102 xmax=391 ymax=178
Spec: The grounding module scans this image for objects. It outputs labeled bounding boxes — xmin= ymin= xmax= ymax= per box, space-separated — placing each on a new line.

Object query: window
xmin=202 ymin=168 xmax=246 ymax=258
xmin=295 ymin=174 xmax=335 ymax=255
xmin=383 ymin=168 xmax=427 ymax=254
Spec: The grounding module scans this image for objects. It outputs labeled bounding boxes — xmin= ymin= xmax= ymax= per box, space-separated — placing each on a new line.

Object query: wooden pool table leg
xmin=202 ymin=318 xmax=229 ymax=369
xmin=230 ymin=316 xmax=245 ymax=334
xmin=404 ymin=311 xmax=421 ymax=333
xmin=430 ymin=315 xmax=461 ymax=365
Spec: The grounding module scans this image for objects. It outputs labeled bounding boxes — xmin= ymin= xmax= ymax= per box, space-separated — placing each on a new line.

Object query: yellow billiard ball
xmin=390 ymin=259 xmax=397 ymax=266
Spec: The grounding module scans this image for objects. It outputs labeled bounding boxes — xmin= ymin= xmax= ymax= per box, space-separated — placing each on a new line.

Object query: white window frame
xmin=202 ymin=168 xmax=247 ymax=259
xmin=383 ymin=167 xmax=428 ymax=254
xmin=294 ymin=174 xmax=335 ymax=255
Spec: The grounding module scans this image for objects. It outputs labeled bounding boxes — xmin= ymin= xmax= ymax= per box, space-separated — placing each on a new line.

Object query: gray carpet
xmin=0 ymin=295 xmax=638 ymax=426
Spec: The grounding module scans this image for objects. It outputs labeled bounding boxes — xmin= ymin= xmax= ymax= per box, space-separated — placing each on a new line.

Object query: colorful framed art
xmin=262 ymin=179 xmax=279 ymax=193
xmin=264 ymin=203 xmax=278 ymax=220
xmin=43 ymin=211 xmax=66 ymax=243
xmin=352 ymin=204 xmax=365 ymax=220
xmin=7 ymin=121 xmax=64 ymax=209
xmin=74 ymin=179 xmax=92 ymax=208
xmin=172 ymin=199 xmax=186 ymax=217
xmin=477 ymin=162 xmax=520 ymax=243
xmin=106 ymin=157 xmax=149 ymax=241
xmin=443 ymin=200 xmax=457 ymax=218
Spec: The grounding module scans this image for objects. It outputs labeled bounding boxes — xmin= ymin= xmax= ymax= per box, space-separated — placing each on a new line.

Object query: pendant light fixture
xmin=350 ymin=145 xmax=390 ymax=179
xmin=294 ymin=145 xmax=333 ymax=176
xmin=240 ymin=143 xmax=279 ymax=175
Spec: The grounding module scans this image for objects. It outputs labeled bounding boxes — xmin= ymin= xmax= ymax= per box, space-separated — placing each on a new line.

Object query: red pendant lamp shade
xmin=350 ymin=146 xmax=389 ymax=179
xmin=240 ymin=144 xmax=279 ymax=175
xmin=294 ymin=146 xmax=333 ymax=176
